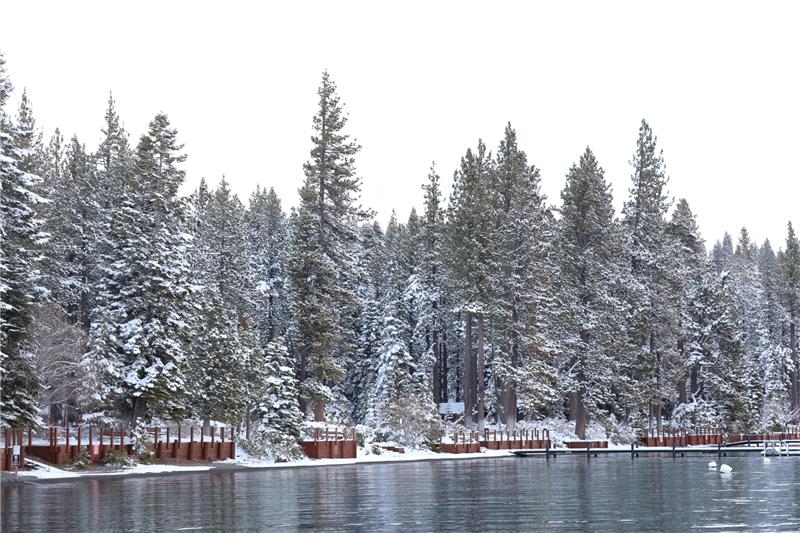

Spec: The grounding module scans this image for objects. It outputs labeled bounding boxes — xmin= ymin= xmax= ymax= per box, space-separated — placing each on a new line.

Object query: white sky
xmin=3 ymin=1 xmax=798 ymax=248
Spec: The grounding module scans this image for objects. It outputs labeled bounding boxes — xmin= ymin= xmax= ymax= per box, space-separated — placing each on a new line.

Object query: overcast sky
xmin=3 ymin=1 xmax=798 ymax=248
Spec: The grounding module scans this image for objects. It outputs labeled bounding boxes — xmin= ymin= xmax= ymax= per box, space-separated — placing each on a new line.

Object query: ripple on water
xmin=2 ymin=455 xmax=800 ymax=532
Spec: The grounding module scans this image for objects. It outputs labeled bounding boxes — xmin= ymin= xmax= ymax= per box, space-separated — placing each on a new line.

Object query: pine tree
xmin=680 ymin=267 xmax=756 ymax=430
xmin=345 ymin=221 xmax=386 ymax=424
xmin=289 ymin=71 xmax=367 ymax=421
xmin=373 ymin=316 xmax=438 ymax=446
xmin=778 ymin=222 xmax=800 ymax=412
xmin=247 ymin=186 xmax=289 ymax=343
xmin=84 ymin=113 xmax=194 ymax=424
xmin=0 ymin=53 xmax=46 ymax=427
xmin=248 ymin=338 xmax=304 ymax=462
xmin=445 ymin=140 xmax=494 ymax=430
xmin=554 ymin=147 xmax=628 ymax=439
xmin=622 ymin=119 xmax=679 ymax=435
xmin=668 ymin=199 xmax=707 ymax=412
xmin=197 ymin=177 xmax=253 ymax=324
xmin=417 ymin=166 xmax=449 ymax=405
xmin=489 ymin=124 xmax=557 ymax=429
xmin=14 ymin=88 xmax=46 ymax=176
xmin=758 ymin=240 xmax=793 ymax=426
xmin=186 ymin=290 xmax=247 ymax=426
xmin=44 ymin=136 xmax=101 ymax=329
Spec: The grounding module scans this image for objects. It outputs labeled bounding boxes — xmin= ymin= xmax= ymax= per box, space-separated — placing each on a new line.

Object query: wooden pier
xmin=513 ymin=440 xmax=800 ymax=459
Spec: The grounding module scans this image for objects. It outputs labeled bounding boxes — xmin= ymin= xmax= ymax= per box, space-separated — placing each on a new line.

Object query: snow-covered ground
xmin=10 ymin=446 xmax=521 ymax=481
xmin=10 ymin=458 xmax=212 ymax=481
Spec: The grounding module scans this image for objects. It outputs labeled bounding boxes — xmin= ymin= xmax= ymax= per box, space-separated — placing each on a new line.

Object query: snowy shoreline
xmin=3 ymin=449 xmax=525 ymax=484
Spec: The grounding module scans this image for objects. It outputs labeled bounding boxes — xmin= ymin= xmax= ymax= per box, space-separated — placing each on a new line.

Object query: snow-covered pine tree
xmin=373 ymin=315 xmax=439 ymax=446
xmin=417 ymin=166 xmax=450 ymax=405
xmin=778 ymin=222 xmax=800 ymax=412
xmin=757 ymin=240 xmax=793 ymax=426
xmin=249 ymin=338 xmax=304 ymax=461
xmin=289 ymin=71 xmax=367 ymax=421
xmin=247 ymin=186 xmax=289 ymax=344
xmin=0 ymin=53 xmax=46 ymax=427
xmin=84 ymin=113 xmax=194 ymax=424
xmin=667 ymin=199 xmax=707 ymax=416
xmin=43 ymin=136 xmax=102 ymax=330
xmin=201 ymin=177 xmax=254 ymax=324
xmin=622 ymin=119 xmax=680 ymax=435
xmin=13 ymin=88 xmax=46 ymax=177
xmin=682 ymin=266 xmax=756 ymax=431
xmin=96 ymin=94 xmax=131 ymax=198
xmin=186 ymin=290 xmax=247 ymax=428
xmin=344 ymin=221 xmax=386 ymax=424
xmin=554 ymin=147 xmax=628 ymax=439
xmin=445 ymin=140 xmax=494 ymax=430
xmin=729 ymin=228 xmax=768 ymax=423
xmin=488 ymin=124 xmax=557 ymax=429
xmin=712 ymin=232 xmax=735 ymax=274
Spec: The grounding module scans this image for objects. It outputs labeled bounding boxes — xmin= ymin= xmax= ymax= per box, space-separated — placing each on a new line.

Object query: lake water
xmin=3 ymin=455 xmax=800 ymax=532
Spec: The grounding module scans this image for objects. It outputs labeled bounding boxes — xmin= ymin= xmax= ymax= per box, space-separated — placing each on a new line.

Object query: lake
xmin=3 ymin=455 xmax=800 ymax=531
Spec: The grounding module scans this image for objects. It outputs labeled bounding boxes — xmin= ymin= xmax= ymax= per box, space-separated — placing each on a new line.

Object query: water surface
xmin=3 ymin=454 xmax=800 ymax=531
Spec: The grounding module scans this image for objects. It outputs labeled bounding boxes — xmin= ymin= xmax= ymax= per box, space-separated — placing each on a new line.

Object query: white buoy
xmin=719 ymin=464 xmax=733 ymax=474
xmin=708 ymin=461 xmax=717 ymax=469
xmin=763 ymin=457 xmax=771 ymax=464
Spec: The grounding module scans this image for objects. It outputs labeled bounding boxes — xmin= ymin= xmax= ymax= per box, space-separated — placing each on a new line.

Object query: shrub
xmin=68 ymin=448 xmax=92 ymax=470
xmin=103 ymin=448 xmax=135 ymax=467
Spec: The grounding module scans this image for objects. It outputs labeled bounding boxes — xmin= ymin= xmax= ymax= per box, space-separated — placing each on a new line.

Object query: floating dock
xmin=512 ymin=441 xmax=800 ymax=458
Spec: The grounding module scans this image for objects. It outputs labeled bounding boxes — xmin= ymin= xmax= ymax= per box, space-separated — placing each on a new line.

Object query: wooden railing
xmin=2 ymin=425 xmax=235 ymax=469
xmin=300 ymin=427 xmax=357 ymax=459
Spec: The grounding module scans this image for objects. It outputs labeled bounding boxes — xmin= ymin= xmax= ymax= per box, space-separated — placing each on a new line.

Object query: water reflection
xmin=3 ymin=455 xmax=800 ymax=532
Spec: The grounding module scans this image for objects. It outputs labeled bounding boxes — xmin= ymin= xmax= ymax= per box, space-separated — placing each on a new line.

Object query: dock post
xmin=546 ymin=441 xmax=550 ymax=461
xmin=672 ymin=442 xmax=676 ymax=459
xmin=631 ymin=442 xmax=635 ymax=459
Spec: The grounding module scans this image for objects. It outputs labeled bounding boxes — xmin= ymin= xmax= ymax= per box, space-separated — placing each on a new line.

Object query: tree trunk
xmin=677 ymin=339 xmax=687 ymax=404
xmin=313 ymin=401 xmax=325 ymax=422
xmin=504 ymin=384 xmax=516 ymax=431
xmin=575 ymin=390 xmax=587 ymax=440
xmin=245 ymin=404 xmax=252 ymax=440
xmin=677 ymin=379 xmax=687 ymax=404
xmin=477 ymin=316 xmax=486 ymax=434
xmin=431 ymin=326 xmax=440 ymax=405
xmin=791 ymin=323 xmax=799 ymax=410
xmin=441 ymin=330 xmax=449 ymax=401
xmin=568 ymin=392 xmax=578 ymax=421
xmin=463 ymin=312 xmax=474 ymax=427
xmin=655 ymin=400 xmax=663 ymax=436
xmin=505 ymin=306 xmax=519 ymax=430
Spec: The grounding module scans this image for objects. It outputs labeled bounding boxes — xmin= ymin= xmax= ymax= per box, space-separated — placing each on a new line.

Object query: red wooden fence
xmin=1 ymin=425 xmax=235 ymax=470
xmin=300 ymin=427 xmax=357 ymax=459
